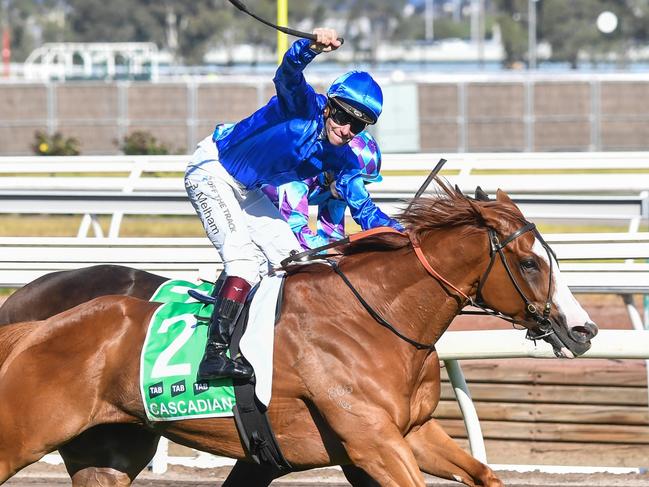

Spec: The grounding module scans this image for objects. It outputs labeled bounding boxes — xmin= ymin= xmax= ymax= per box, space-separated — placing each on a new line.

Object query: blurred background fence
xmin=3 ymin=73 xmax=649 ymax=156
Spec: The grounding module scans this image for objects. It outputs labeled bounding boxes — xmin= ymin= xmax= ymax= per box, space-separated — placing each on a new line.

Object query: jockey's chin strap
xmin=277 ymin=224 xmax=555 ymax=350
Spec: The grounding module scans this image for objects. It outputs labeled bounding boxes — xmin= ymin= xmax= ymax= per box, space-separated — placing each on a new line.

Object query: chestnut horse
xmin=0 ymin=187 xmax=597 ymax=486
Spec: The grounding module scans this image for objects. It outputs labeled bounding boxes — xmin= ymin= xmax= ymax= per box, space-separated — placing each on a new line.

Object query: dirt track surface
xmin=6 ymin=463 xmax=649 ymax=487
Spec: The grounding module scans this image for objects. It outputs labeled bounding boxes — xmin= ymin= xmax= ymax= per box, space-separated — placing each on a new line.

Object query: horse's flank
xmin=0 ymin=296 xmax=157 ymax=387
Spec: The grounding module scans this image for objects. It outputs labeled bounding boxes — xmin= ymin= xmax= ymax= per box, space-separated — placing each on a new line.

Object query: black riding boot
xmin=198 ymin=276 xmax=253 ymax=381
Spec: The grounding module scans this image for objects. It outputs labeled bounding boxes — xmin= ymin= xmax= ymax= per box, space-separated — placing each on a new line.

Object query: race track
xmin=6 ymin=464 xmax=649 ymax=487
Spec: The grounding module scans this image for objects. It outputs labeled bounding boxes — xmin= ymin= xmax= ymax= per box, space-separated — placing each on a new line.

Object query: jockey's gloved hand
xmin=309 ymin=28 xmax=342 ymax=53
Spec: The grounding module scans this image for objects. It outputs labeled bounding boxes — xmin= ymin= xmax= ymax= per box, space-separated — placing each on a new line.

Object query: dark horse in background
xmin=0 ymin=185 xmax=598 ymax=486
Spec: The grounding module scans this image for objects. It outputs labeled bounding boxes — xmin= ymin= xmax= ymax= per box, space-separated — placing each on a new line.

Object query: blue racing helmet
xmin=327 ymin=71 xmax=383 ymax=125
xmin=349 ymin=131 xmax=382 ymax=184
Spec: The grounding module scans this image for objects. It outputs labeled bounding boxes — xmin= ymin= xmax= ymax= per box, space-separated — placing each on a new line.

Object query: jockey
xmin=261 ymin=131 xmax=383 ymax=250
xmin=184 ymin=28 xmax=403 ymax=381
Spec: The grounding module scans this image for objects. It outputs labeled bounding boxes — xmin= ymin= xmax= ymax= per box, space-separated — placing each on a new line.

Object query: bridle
xmin=280 ymin=222 xmax=558 ymax=350
xmin=462 ymin=221 xmax=557 ymax=340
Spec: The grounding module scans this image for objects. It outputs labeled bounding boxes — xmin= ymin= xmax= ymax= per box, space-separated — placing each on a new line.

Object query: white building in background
xmin=22 ymin=42 xmax=165 ymax=81
xmin=204 ymin=37 xmax=506 ymax=66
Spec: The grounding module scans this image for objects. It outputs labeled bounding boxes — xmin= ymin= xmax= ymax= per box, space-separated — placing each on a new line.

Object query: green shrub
xmin=121 ymin=130 xmax=171 ymax=155
xmin=32 ymin=131 xmax=81 ymax=156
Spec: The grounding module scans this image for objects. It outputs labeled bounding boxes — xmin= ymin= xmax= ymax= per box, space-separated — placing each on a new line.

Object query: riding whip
xmin=228 ymin=0 xmax=344 ymax=45
xmin=406 ymin=157 xmax=447 ymax=211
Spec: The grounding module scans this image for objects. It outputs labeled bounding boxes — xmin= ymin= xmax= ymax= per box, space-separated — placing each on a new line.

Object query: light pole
xmin=277 ymin=0 xmax=288 ymax=65
xmin=470 ymin=0 xmax=484 ymax=68
xmin=528 ymin=0 xmax=538 ymax=70
xmin=425 ymin=0 xmax=434 ymax=42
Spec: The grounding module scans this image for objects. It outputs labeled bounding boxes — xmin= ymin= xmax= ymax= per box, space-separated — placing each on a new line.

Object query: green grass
xmin=1 ymin=214 xmax=642 ymax=238
xmin=0 ymin=215 xmax=205 ymax=237
xmin=5 ymin=171 xmax=184 ymax=178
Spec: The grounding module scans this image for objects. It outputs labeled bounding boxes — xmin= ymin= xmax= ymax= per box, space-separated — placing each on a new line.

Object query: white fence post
xmin=150 ymin=437 xmax=169 ymax=474
xmin=443 ymin=359 xmax=487 ymax=463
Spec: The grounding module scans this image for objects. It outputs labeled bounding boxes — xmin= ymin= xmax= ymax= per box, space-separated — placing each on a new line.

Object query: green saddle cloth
xmin=139 ymin=279 xmax=236 ymax=422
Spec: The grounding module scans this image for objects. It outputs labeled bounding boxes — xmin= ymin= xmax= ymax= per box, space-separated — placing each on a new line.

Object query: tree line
xmin=2 ymin=0 xmax=649 ymax=68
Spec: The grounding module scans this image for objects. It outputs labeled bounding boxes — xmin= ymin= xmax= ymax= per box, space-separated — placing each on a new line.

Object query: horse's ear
xmin=469 ymin=192 xmax=507 ymax=228
xmin=495 ymin=189 xmax=514 ymax=204
xmin=467 ymin=197 xmax=488 ymax=225
xmin=474 ymin=186 xmax=490 ymax=201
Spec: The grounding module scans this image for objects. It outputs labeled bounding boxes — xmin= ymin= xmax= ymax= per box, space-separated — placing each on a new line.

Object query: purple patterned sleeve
xmin=316 ymin=197 xmax=346 ymax=243
xmin=270 ymin=178 xmax=323 ymax=250
xmin=263 ymin=177 xmax=347 ymax=250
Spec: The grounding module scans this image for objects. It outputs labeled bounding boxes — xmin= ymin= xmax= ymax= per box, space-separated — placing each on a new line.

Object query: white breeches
xmin=185 ymin=136 xmax=302 ymax=285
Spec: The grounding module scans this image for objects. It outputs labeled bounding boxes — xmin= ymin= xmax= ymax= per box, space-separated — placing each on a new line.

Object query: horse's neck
xmin=392 ymin=227 xmax=486 ymax=348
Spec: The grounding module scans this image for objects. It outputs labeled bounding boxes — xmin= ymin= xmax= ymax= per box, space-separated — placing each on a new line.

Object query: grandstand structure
xmin=22 ymin=42 xmax=160 ymax=81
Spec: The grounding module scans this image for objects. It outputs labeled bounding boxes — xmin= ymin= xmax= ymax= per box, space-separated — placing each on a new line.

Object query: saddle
xmin=189 ymin=281 xmax=291 ymax=471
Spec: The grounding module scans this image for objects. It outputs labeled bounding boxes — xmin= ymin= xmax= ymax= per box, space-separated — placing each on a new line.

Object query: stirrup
xmin=198 ymin=353 xmax=253 ymax=380
xmin=188 ymin=289 xmax=217 ymax=305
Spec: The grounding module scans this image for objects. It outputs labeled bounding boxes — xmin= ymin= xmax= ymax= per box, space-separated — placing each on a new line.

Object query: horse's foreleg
xmin=345 ymin=424 xmax=425 ymax=487
xmin=406 ymin=419 xmax=503 ymax=487
xmin=314 ymin=402 xmax=425 ymax=487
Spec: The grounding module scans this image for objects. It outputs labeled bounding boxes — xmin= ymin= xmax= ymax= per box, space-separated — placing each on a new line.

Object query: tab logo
xmin=193 ymin=381 xmax=210 ymax=395
xmin=148 ymin=382 xmax=163 ymax=398
xmin=171 ymin=380 xmax=186 ymax=397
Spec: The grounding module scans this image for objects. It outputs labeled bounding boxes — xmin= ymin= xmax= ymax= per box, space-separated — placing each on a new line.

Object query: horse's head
xmin=467 ymin=188 xmax=598 ymax=358
xmin=402 ymin=182 xmax=598 ymax=358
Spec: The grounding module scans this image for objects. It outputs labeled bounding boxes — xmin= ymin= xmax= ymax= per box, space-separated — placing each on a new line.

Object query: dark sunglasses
xmin=328 ymin=101 xmax=368 ymax=134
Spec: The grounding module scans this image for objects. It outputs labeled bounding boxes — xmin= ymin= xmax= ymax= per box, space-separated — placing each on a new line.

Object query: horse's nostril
xmin=569 ymin=322 xmax=598 ymax=343
xmin=587 ymin=321 xmax=599 ymax=337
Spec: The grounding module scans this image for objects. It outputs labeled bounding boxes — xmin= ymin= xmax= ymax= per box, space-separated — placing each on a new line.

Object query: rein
xmin=279 ymin=223 xmax=556 ymax=350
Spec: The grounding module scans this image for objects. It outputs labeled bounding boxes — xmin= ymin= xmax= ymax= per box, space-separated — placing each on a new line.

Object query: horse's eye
xmin=520 ymin=258 xmax=539 ymax=271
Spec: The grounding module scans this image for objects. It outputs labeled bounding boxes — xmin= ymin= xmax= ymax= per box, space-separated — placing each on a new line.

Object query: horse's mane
xmin=343 ymin=178 xmax=525 ymax=255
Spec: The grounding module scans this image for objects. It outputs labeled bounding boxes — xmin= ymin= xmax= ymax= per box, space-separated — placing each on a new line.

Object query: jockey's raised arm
xmin=184 ymin=28 xmax=399 ymax=381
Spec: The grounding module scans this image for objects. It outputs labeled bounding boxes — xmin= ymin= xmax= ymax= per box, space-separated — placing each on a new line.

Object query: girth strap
xmin=228 ymin=284 xmax=292 ymax=471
